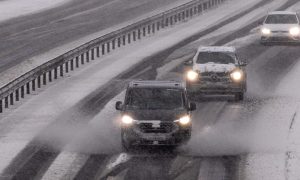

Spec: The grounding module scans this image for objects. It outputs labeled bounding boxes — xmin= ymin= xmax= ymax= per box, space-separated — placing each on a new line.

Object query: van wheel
xmin=121 ymin=132 xmax=131 ymax=152
xmin=234 ymin=92 xmax=244 ymax=101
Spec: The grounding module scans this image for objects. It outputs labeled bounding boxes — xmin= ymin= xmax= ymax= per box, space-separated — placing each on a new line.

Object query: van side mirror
xmin=240 ymin=61 xmax=247 ymax=66
xmin=189 ymin=102 xmax=196 ymax=111
xmin=115 ymin=101 xmax=123 ymax=110
xmin=184 ymin=60 xmax=193 ymax=66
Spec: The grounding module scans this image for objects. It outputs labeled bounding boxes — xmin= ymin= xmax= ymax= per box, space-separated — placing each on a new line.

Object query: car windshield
xmin=265 ymin=14 xmax=298 ymax=24
xmin=196 ymin=52 xmax=236 ymax=64
xmin=126 ymin=88 xmax=184 ymax=110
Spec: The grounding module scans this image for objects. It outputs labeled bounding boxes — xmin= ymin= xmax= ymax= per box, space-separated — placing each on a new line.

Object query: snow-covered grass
xmin=0 ymin=0 xmax=71 ymax=23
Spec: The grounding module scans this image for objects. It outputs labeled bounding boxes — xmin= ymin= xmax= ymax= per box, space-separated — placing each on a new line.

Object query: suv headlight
xmin=121 ymin=115 xmax=134 ymax=125
xmin=230 ymin=70 xmax=243 ymax=82
xmin=175 ymin=115 xmax=191 ymax=125
xmin=261 ymin=28 xmax=271 ymax=35
xmin=186 ymin=70 xmax=199 ymax=81
xmin=289 ymin=27 xmax=300 ymax=36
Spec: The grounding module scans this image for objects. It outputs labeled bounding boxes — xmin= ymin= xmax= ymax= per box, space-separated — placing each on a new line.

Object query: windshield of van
xmin=196 ymin=52 xmax=236 ymax=64
xmin=265 ymin=14 xmax=298 ymax=24
xmin=126 ymin=88 xmax=184 ymax=110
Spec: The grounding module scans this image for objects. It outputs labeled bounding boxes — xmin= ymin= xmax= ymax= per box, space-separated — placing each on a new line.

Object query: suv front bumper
xmin=187 ymin=81 xmax=246 ymax=94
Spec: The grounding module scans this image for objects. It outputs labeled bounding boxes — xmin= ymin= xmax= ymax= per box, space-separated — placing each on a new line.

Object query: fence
xmin=0 ymin=0 xmax=226 ymax=113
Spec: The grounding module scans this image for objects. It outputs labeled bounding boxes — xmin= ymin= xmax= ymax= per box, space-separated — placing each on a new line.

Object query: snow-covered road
xmin=1 ymin=0 xmax=300 ymax=179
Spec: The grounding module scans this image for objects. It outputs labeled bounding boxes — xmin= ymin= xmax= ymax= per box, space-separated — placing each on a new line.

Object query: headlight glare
xmin=261 ymin=28 xmax=271 ymax=35
xmin=121 ymin=115 xmax=134 ymax=125
xmin=187 ymin=70 xmax=199 ymax=81
xmin=175 ymin=115 xmax=191 ymax=125
xmin=230 ymin=70 xmax=243 ymax=82
xmin=289 ymin=27 xmax=300 ymax=36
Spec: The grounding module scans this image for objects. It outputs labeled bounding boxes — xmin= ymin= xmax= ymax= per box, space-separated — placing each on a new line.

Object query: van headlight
xmin=261 ymin=28 xmax=271 ymax=35
xmin=175 ymin=115 xmax=191 ymax=125
xmin=121 ymin=115 xmax=134 ymax=125
xmin=230 ymin=70 xmax=243 ymax=82
xmin=186 ymin=70 xmax=199 ymax=81
xmin=289 ymin=27 xmax=300 ymax=36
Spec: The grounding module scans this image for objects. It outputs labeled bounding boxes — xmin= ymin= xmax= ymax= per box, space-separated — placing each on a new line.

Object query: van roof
xmin=197 ymin=46 xmax=236 ymax=53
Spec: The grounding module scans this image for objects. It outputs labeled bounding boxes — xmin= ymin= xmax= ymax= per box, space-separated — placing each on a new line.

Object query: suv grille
xmin=138 ymin=122 xmax=174 ymax=133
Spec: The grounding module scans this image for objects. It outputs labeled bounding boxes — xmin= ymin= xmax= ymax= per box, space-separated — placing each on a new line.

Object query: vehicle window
xmin=265 ymin=14 xmax=298 ymax=24
xmin=196 ymin=52 xmax=236 ymax=64
xmin=126 ymin=88 xmax=184 ymax=110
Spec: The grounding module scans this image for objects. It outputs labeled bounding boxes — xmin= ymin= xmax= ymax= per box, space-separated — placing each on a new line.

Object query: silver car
xmin=260 ymin=11 xmax=300 ymax=44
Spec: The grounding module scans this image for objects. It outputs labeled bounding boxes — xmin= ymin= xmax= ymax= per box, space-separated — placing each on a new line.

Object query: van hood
xmin=125 ymin=109 xmax=187 ymax=121
xmin=193 ymin=63 xmax=236 ymax=73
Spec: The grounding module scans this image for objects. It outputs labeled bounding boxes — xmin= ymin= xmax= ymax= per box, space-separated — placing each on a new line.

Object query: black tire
xmin=234 ymin=92 xmax=244 ymax=101
xmin=121 ymin=132 xmax=131 ymax=152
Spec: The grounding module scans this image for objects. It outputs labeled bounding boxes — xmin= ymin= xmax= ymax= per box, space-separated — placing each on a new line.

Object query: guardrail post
xmin=138 ymin=29 xmax=141 ymax=39
xmin=4 ymin=96 xmax=8 ymax=108
xmin=165 ymin=18 xmax=169 ymax=27
xmin=170 ymin=16 xmax=173 ymax=26
xmin=118 ymin=37 xmax=121 ymax=47
xmin=96 ymin=47 xmax=100 ymax=57
xmin=133 ymin=31 xmax=136 ymax=41
xmin=107 ymin=42 xmax=110 ymax=53
xmin=112 ymin=39 xmax=116 ymax=50
xmin=70 ymin=60 xmax=74 ymax=71
xmin=91 ymin=49 xmax=95 ymax=60
xmin=122 ymin=35 xmax=126 ymax=45
xmin=128 ymin=34 xmax=131 ymax=44
xmin=21 ymin=86 xmax=25 ymax=98
xmin=81 ymin=54 xmax=84 ymax=64
xmin=0 ymin=99 xmax=2 ymax=113
xmin=26 ymin=82 xmax=30 ymax=94
xmin=152 ymin=24 xmax=155 ymax=33
xmin=10 ymin=93 xmax=13 ymax=105
xmin=198 ymin=4 xmax=202 ymax=13
xmin=49 ymin=70 xmax=52 ymax=82
xmin=157 ymin=22 xmax=160 ymax=31
xmin=32 ymin=79 xmax=36 ymax=91
xmin=76 ymin=57 xmax=79 ymax=67
xmin=102 ymin=44 xmax=105 ymax=55
xmin=66 ymin=62 xmax=69 ymax=73
xmin=43 ymin=73 xmax=47 ymax=85
xmin=37 ymin=76 xmax=41 ymax=88
xmin=143 ymin=27 xmax=146 ymax=36
xmin=148 ymin=25 xmax=151 ymax=34
xmin=54 ymin=68 xmax=58 ymax=79
xmin=60 ymin=65 xmax=64 ymax=77
xmin=16 ymin=89 xmax=19 ymax=101
xmin=86 ymin=52 xmax=89 ymax=63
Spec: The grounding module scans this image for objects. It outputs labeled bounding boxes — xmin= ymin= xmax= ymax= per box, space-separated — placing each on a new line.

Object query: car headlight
xmin=121 ymin=115 xmax=134 ymax=125
xmin=186 ymin=70 xmax=199 ymax=81
xmin=289 ymin=27 xmax=300 ymax=36
xmin=175 ymin=115 xmax=191 ymax=125
xmin=230 ymin=70 xmax=243 ymax=82
xmin=261 ymin=28 xmax=271 ymax=35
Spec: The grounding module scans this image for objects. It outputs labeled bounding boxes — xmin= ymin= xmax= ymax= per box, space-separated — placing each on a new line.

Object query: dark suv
xmin=115 ymin=80 xmax=196 ymax=150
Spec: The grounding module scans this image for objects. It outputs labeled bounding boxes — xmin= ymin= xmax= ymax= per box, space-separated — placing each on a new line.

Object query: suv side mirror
xmin=115 ymin=101 xmax=123 ymax=110
xmin=189 ymin=102 xmax=196 ymax=111
xmin=184 ymin=60 xmax=193 ymax=66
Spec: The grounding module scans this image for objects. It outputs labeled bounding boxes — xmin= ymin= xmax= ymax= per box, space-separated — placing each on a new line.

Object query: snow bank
xmin=0 ymin=0 xmax=71 ymax=23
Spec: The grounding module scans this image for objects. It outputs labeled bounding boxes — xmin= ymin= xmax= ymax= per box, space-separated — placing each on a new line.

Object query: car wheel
xmin=234 ymin=92 xmax=244 ymax=101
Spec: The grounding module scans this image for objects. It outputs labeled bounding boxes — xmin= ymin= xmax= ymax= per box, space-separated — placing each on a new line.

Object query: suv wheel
xmin=234 ymin=92 xmax=244 ymax=101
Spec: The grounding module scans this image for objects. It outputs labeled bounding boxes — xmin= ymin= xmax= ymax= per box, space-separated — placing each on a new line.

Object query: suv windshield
xmin=196 ymin=52 xmax=236 ymax=64
xmin=265 ymin=14 xmax=298 ymax=24
xmin=126 ymin=88 xmax=184 ymax=110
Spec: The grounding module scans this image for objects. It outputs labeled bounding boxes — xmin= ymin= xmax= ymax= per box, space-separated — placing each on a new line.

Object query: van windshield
xmin=126 ymin=88 xmax=184 ymax=110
